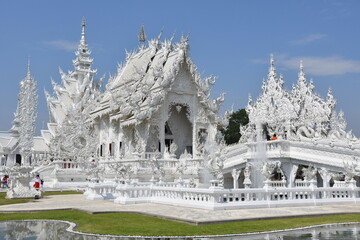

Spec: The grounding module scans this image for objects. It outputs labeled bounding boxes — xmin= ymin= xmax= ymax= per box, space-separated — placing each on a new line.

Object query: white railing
xmin=144 ymin=152 xmax=158 ymax=160
xmin=268 ymin=180 xmax=287 ymax=188
xmin=295 ymin=180 xmax=310 ymax=187
xmin=86 ymin=181 xmax=360 ymax=210
xmin=55 ymin=160 xmax=83 ymax=170
xmin=333 ymin=180 xmax=349 ymax=188
xmin=247 ymin=140 xmax=290 ymax=153
xmin=101 ymin=158 xmax=202 ymax=170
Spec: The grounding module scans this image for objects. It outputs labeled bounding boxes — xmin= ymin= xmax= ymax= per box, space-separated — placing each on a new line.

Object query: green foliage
xmin=222 ymin=108 xmax=249 ymax=145
xmin=0 ymin=210 xmax=359 ymax=236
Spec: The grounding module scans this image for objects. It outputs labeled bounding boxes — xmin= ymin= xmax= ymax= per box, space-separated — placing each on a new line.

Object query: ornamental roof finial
xmin=270 ymin=54 xmax=274 ymax=66
xmin=81 ymin=17 xmax=86 ymax=44
xmin=138 ymin=25 xmax=146 ymax=43
xmin=268 ymin=54 xmax=276 ymax=79
xmin=299 ymin=60 xmax=306 ymax=81
xmin=27 ymin=57 xmax=31 ymax=79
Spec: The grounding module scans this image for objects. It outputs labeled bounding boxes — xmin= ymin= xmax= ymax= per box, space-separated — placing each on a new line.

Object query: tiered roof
xmin=91 ymin=31 xmax=225 ymax=126
xmin=241 ymin=56 xmax=354 ymax=142
xmin=45 ymin=17 xmax=102 ymax=125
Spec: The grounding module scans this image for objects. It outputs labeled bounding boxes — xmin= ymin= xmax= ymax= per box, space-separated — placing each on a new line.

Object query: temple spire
xmin=27 ymin=57 xmax=31 ymax=79
xmin=81 ymin=17 xmax=86 ymax=45
xmin=267 ymin=54 xmax=277 ymax=80
xmin=138 ymin=25 xmax=146 ymax=43
xmin=270 ymin=54 xmax=274 ymax=66
xmin=73 ymin=17 xmax=95 ymax=75
xmin=298 ymin=60 xmax=307 ymax=86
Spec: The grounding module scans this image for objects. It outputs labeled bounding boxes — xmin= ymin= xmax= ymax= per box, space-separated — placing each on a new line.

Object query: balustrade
xmin=246 ymin=140 xmax=290 ymax=155
xmin=295 ymin=180 xmax=310 ymax=187
xmin=86 ymin=179 xmax=360 ymax=210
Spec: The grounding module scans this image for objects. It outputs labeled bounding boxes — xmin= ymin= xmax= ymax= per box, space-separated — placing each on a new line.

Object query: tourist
xmin=271 ymin=134 xmax=278 ymax=141
xmin=33 ymin=174 xmax=41 ymax=191
xmin=2 ymin=175 xmax=9 ymax=188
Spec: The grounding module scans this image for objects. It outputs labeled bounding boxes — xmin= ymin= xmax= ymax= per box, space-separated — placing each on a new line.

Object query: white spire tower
xmin=44 ymin=17 xmax=103 ymax=162
xmin=16 ymin=60 xmax=38 ymax=165
xmin=72 ymin=17 xmax=96 ymax=79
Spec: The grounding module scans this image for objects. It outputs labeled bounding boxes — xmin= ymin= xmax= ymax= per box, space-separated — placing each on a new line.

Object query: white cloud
xmin=290 ymin=34 xmax=327 ymax=45
xmin=43 ymin=40 xmax=78 ymax=51
xmin=278 ymin=56 xmax=360 ymax=76
xmin=252 ymin=55 xmax=360 ymax=76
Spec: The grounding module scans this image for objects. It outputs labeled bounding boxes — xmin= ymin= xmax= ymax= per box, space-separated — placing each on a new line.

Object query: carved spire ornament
xmin=45 ymin=18 xmax=103 ymax=161
xmin=16 ymin=61 xmax=38 ymax=165
xmin=138 ymin=24 xmax=146 ymax=43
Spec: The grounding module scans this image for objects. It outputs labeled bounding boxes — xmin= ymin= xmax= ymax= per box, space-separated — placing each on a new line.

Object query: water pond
xmin=0 ymin=220 xmax=359 ymax=239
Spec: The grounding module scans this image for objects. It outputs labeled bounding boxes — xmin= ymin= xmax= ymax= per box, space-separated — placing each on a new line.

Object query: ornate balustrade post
xmin=348 ymin=179 xmax=357 ymax=199
xmin=231 ymin=169 xmax=241 ymax=189
xmin=309 ymin=179 xmax=317 ymax=200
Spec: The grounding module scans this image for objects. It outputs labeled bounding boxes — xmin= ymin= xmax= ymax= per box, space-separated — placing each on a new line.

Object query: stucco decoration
xmin=240 ymin=56 xmax=357 ymax=145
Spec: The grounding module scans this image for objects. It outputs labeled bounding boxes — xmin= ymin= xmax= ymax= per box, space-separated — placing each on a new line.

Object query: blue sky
xmin=0 ymin=0 xmax=360 ymax=136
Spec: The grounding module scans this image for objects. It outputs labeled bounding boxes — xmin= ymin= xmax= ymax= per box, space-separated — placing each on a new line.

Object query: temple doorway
xmin=15 ymin=154 xmax=21 ymax=165
xmin=166 ymin=105 xmax=193 ymax=158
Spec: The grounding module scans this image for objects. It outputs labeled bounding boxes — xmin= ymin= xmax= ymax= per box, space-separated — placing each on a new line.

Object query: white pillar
xmin=319 ymin=169 xmax=331 ymax=188
xmin=231 ymin=169 xmax=241 ymax=189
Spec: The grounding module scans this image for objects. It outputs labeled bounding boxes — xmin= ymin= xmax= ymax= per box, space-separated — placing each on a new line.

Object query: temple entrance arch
xmin=15 ymin=154 xmax=21 ymax=165
xmin=166 ymin=104 xmax=193 ymax=158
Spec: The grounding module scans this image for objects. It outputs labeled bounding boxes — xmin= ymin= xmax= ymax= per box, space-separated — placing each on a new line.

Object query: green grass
xmin=42 ymin=191 xmax=82 ymax=196
xmin=0 ymin=210 xmax=359 ymax=236
xmin=0 ymin=192 xmax=359 ymax=236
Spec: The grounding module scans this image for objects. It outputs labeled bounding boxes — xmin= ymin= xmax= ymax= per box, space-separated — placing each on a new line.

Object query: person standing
xmin=271 ymin=134 xmax=278 ymax=141
xmin=33 ymin=175 xmax=41 ymax=191
xmin=2 ymin=175 xmax=8 ymax=188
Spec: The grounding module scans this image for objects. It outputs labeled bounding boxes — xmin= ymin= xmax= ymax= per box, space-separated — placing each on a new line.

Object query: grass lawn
xmin=42 ymin=191 xmax=82 ymax=196
xmin=0 ymin=209 xmax=359 ymax=236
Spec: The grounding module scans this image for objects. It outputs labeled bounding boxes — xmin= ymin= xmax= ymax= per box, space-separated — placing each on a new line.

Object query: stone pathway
xmin=1 ymin=194 xmax=360 ymax=224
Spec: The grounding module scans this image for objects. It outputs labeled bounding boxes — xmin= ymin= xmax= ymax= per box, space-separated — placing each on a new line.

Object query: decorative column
xmin=288 ymin=164 xmax=299 ymax=188
xmin=243 ymin=164 xmax=252 ymax=189
xmin=319 ymin=169 xmax=331 ymax=188
xmin=157 ymin=104 xmax=167 ymax=158
xmin=231 ymin=169 xmax=241 ymax=189
xmin=192 ymin=96 xmax=197 ymax=158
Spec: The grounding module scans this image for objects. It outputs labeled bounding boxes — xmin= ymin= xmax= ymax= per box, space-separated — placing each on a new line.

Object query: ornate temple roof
xmin=45 ymin=17 xmax=101 ymax=126
xmin=241 ymin=56 xmax=357 ymax=146
xmin=91 ymin=30 xmax=225 ymax=126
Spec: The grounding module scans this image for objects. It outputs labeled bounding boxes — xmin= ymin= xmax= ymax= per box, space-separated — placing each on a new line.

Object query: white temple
xmin=1 ymin=19 xmax=360 ymax=208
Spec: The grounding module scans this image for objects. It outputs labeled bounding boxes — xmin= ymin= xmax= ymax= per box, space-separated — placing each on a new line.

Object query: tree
xmin=222 ymin=109 xmax=249 ymax=145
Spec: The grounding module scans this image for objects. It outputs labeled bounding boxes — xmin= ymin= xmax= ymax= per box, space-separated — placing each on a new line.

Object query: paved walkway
xmin=1 ymin=194 xmax=360 ymax=224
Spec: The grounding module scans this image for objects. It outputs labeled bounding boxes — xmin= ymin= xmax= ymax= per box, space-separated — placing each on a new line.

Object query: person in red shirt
xmin=33 ymin=175 xmax=41 ymax=191
xmin=271 ymin=134 xmax=278 ymax=141
xmin=2 ymin=175 xmax=8 ymax=188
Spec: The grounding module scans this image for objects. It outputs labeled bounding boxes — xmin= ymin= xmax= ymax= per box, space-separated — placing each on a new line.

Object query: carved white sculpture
xmin=203 ymin=132 xmax=227 ymax=187
xmin=12 ymin=62 xmax=38 ymax=166
xmin=45 ymin=18 xmax=103 ymax=162
xmin=302 ymin=165 xmax=318 ymax=181
xmin=241 ymin=56 xmax=357 ymax=144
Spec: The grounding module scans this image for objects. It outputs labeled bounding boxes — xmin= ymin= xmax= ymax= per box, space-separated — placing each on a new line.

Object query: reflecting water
xmin=0 ymin=221 xmax=359 ymax=240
